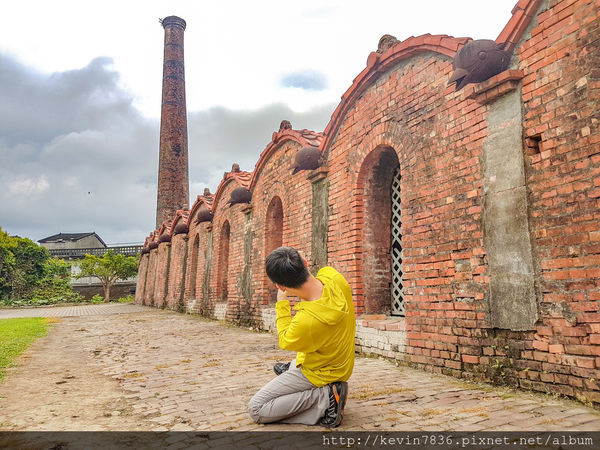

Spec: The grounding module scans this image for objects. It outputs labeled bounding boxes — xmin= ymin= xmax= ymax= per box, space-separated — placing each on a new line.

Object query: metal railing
xmin=48 ymin=245 xmax=143 ymax=259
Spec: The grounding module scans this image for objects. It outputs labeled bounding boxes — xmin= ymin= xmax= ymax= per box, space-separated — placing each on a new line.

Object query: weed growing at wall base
xmin=117 ymin=295 xmax=135 ymax=303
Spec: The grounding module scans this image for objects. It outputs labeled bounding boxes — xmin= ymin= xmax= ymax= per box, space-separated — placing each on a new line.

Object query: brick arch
xmin=217 ymin=220 xmax=231 ymax=301
xmin=320 ymin=34 xmax=470 ymax=161
xmin=189 ymin=233 xmax=200 ymax=299
xmin=263 ymin=195 xmax=284 ymax=303
xmin=182 ymin=229 xmax=202 ymax=303
xmin=355 ymin=145 xmax=401 ymax=314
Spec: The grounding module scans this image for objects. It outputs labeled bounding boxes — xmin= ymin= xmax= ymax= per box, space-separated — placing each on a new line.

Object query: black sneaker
xmin=273 ymin=362 xmax=290 ymax=375
xmin=319 ymin=381 xmax=348 ymax=428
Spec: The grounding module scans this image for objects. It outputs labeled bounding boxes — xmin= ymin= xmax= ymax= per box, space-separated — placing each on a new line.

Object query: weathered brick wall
xmin=325 ymin=44 xmax=491 ymax=377
xmin=184 ymin=221 xmax=213 ymax=314
xmin=326 ymin=48 xmax=478 ymax=319
xmin=514 ymin=0 xmax=600 ymax=401
xmin=143 ymin=248 xmax=158 ymax=306
xmin=165 ymin=232 xmax=188 ymax=310
xmin=208 ymin=176 xmax=251 ymax=323
xmin=183 ymin=225 xmax=201 ymax=309
xmin=136 ymin=0 xmax=599 ymax=404
xmin=249 ymin=139 xmax=314 ymax=317
xmin=153 ymin=241 xmax=171 ymax=308
xmin=321 ymin=0 xmax=598 ymax=402
xmin=135 ymin=253 xmax=149 ymax=304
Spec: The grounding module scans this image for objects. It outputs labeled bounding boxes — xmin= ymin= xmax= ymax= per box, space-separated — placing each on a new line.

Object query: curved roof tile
xmin=496 ymin=0 xmax=542 ymax=53
xmin=249 ymin=128 xmax=324 ymax=190
xmin=188 ymin=193 xmax=216 ymax=227
xmin=156 ymin=222 xmax=171 ymax=239
xmin=169 ymin=209 xmax=190 ymax=236
xmin=211 ymin=169 xmax=253 ymax=212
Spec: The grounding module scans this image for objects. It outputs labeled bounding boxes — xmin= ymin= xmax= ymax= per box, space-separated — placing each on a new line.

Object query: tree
xmin=0 ymin=228 xmax=16 ymax=299
xmin=77 ymin=250 xmax=138 ymax=302
xmin=0 ymin=227 xmax=49 ymax=300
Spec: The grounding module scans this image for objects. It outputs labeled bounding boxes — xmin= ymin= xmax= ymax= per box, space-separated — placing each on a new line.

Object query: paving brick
xmin=0 ymin=307 xmax=597 ymax=432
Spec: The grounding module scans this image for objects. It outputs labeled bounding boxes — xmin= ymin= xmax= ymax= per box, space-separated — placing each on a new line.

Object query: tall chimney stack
xmin=156 ymin=16 xmax=189 ymax=228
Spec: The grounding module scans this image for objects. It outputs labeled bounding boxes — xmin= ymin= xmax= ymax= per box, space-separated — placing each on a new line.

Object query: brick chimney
xmin=156 ymin=16 xmax=189 ymax=228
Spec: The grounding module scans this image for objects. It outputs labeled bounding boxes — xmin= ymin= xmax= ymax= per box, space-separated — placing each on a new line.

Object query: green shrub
xmin=90 ymin=294 xmax=104 ymax=304
xmin=0 ymin=229 xmax=84 ymax=308
xmin=29 ymin=278 xmax=83 ymax=305
xmin=117 ymin=294 xmax=135 ymax=303
xmin=0 ymin=229 xmax=49 ymax=300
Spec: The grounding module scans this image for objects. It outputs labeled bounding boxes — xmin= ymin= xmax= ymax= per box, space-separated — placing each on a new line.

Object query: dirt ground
xmin=0 ymin=316 xmax=146 ymax=431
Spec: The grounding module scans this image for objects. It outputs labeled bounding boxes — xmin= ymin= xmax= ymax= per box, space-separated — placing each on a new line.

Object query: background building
xmin=39 ymin=232 xmax=141 ymax=299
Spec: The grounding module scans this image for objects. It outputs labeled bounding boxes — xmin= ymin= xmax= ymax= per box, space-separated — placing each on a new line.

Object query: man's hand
xmin=277 ymin=289 xmax=287 ymax=302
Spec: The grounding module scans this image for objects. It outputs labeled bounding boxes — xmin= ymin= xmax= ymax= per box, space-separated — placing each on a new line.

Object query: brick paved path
xmin=0 ymin=307 xmax=599 ymax=432
xmin=0 ymin=303 xmax=147 ymax=319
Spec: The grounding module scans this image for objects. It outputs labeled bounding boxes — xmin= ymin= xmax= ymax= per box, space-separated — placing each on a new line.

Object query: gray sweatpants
xmin=248 ymin=360 xmax=330 ymax=425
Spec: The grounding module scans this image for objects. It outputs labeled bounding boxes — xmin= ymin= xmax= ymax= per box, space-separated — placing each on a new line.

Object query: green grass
xmin=0 ymin=317 xmax=50 ymax=382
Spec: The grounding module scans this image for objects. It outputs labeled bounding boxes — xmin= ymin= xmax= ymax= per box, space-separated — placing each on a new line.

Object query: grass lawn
xmin=0 ymin=317 xmax=52 ymax=382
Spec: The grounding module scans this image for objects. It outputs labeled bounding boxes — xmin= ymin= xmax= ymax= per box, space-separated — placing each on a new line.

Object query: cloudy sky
xmin=0 ymin=0 xmax=516 ymax=245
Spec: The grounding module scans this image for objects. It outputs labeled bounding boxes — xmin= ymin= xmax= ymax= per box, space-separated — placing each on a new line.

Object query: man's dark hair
xmin=265 ymin=247 xmax=309 ymax=288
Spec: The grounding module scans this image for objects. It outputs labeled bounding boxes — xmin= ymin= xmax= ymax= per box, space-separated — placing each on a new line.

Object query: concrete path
xmin=0 ymin=306 xmax=599 ymax=432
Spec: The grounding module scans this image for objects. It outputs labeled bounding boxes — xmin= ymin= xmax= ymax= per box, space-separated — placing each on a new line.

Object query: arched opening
xmin=357 ymin=146 xmax=401 ymax=315
xmin=264 ymin=196 xmax=284 ymax=303
xmin=217 ymin=221 xmax=231 ymax=301
xmin=190 ymin=234 xmax=200 ymax=299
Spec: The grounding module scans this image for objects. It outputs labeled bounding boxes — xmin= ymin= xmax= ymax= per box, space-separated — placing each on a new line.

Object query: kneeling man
xmin=248 ymin=247 xmax=355 ymax=427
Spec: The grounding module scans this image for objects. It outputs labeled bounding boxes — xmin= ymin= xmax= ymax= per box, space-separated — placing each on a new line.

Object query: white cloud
xmin=0 ymin=0 xmax=516 ymax=117
xmin=6 ymin=176 xmax=50 ymax=196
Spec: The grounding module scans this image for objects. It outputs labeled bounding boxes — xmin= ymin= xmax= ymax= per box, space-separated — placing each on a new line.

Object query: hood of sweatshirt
xmin=293 ymin=268 xmax=348 ymax=325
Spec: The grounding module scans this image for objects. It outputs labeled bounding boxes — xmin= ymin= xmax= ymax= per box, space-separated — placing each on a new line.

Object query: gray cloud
xmin=0 ymin=53 xmax=335 ymax=244
xmin=280 ymin=70 xmax=328 ymax=90
xmin=188 ymin=103 xmax=335 ymax=193
xmin=0 ymin=54 xmax=159 ymax=244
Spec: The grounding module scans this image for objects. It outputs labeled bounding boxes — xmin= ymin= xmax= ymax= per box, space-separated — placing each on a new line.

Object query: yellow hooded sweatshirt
xmin=275 ymin=266 xmax=355 ymax=387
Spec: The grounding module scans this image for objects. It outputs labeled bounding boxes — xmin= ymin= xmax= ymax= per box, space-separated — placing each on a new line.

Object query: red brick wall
xmin=184 ymin=232 xmax=201 ymax=303
xmin=208 ymin=180 xmax=248 ymax=321
xmin=143 ymin=249 xmax=158 ymax=306
xmin=216 ymin=220 xmax=231 ymax=301
xmin=135 ymin=253 xmax=149 ymax=305
xmin=249 ymin=140 xmax=313 ymax=314
xmin=184 ymin=222 xmax=212 ymax=312
xmin=137 ymin=0 xmax=599 ymax=404
xmin=322 ymin=0 xmax=599 ymax=402
xmin=165 ymin=233 xmax=187 ymax=310
xmin=264 ymin=196 xmax=284 ymax=303
xmin=326 ymin=51 xmax=478 ymax=318
xmin=516 ymin=0 xmax=600 ymax=401
xmin=154 ymin=242 xmax=171 ymax=308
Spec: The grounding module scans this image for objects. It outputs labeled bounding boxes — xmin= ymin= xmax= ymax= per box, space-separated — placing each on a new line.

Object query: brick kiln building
xmin=137 ymin=0 xmax=600 ymax=404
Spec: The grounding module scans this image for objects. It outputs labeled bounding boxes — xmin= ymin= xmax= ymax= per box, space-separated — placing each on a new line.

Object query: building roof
xmin=38 ymin=232 xmax=107 ymax=247
xmin=249 ymin=127 xmax=324 ymax=191
xmin=320 ymin=34 xmax=471 ymax=157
